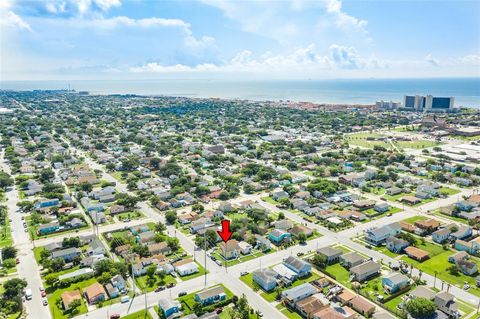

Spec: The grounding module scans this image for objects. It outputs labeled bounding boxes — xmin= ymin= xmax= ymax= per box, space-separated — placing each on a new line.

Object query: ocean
xmin=1 ymin=78 xmax=479 ymax=107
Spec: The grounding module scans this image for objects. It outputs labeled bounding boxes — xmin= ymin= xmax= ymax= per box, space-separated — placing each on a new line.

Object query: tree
xmin=69 ymin=298 xmax=81 ymax=314
xmin=98 ymin=272 xmax=112 ymax=285
xmin=3 ymin=278 xmax=28 ymax=299
xmin=311 ymin=254 xmax=327 ymax=269
xmin=298 ymin=232 xmax=307 ymax=244
xmin=234 ymin=294 xmax=250 ymax=319
xmin=165 ymin=210 xmax=177 ymax=225
xmin=1 ymin=246 xmax=17 ymax=259
xmin=167 ymin=237 xmax=180 ymax=252
xmin=44 ymin=274 xmax=59 ymax=287
xmin=50 ymin=258 xmax=65 ymax=272
xmin=0 ymin=172 xmax=13 ymax=190
xmin=405 ymin=298 xmax=436 ymax=318
xmin=157 ymin=270 xmax=166 ymax=284
xmin=146 ymin=264 xmax=157 ymax=279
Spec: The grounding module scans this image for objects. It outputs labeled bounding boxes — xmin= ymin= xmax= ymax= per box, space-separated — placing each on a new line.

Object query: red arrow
xmin=217 ymin=219 xmax=233 ymax=243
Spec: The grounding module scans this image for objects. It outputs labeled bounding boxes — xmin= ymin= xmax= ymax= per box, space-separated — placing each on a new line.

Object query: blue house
xmin=450 ymin=225 xmax=472 ymax=241
xmin=283 ymin=256 xmax=312 ymax=277
xmin=34 ymin=199 xmax=60 ymax=210
xmin=158 ymin=298 xmax=181 ymax=317
xmin=382 ymin=273 xmax=409 ymax=294
xmin=374 ymin=202 xmax=390 ymax=213
xmin=37 ymin=221 xmax=60 ymax=235
xmin=366 ymin=222 xmax=401 ymax=246
xmin=432 ymin=228 xmax=451 ymax=244
xmin=195 ymin=286 xmax=227 ymax=305
xmin=253 ymin=269 xmax=277 ymax=292
xmin=268 ymin=229 xmax=291 ymax=245
xmin=454 ymin=239 xmax=480 ymax=254
xmin=386 ymin=237 xmax=409 ymax=253
xmin=456 ymin=201 xmax=474 ymax=212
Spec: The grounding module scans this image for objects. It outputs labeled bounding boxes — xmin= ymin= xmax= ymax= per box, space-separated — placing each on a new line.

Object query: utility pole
xmin=204 ymin=231 xmax=207 ymax=287
xmin=132 ymin=263 xmax=136 ymax=296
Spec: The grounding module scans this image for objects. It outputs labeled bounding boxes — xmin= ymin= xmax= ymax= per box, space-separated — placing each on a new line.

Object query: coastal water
xmin=1 ymin=78 xmax=479 ymax=107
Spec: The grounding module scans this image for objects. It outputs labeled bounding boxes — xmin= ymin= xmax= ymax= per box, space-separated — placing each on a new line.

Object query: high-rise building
xmin=403 ymin=95 xmax=454 ymax=111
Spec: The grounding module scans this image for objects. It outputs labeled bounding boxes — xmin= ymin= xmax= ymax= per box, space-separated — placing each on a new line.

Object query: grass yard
xmin=324 ymin=263 xmax=351 ymax=288
xmin=211 ymin=249 xmax=272 ymax=267
xmin=47 ymin=277 xmax=96 ymax=319
xmin=402 ymin=216 xmax=427 ymax=224
xmin=135 ymin=274 xmax=177 ymax=293
xmin=260 ymin=272 xmax=321 ymax=302
xmin=177 ymin=284 xmax=234 ymax=315
xmin=439 ymin=187 xmax=461 ymax=196
xmin=261 ymin=197 xmax=279 ymax=205
xmin=179 ymin=262 xmax=207 ymax=281
xmin=393 ymin=140 xmax=440 ymax=150
xmin=344 ymin=133 xmax=392 ymax=149
xmin=432 ymin=210 xmax=468 ymax=225
xmin=0 ymin=218 xmax=13 ymax=248
xmin=116 ymin=211 xmax=145 ymax=222
xmin=121 ymin=310 xmax=153 ymax=319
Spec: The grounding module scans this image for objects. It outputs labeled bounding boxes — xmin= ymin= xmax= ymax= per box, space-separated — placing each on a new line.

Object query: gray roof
xmin=317 ymin=246 xmax=343 ymax=258
xmin=410 ymin=286 xmax=435 ymax=300
xmin=281 ymin=283 xmax=316 ymax=301
xmin=51 ymin=247 xmax=81 ymax=259
xmin=340 ymin=252 xmax=365 ymax=264
xmin=196 ymin=286 xmax=225 ymax=300
xmin=383 ymin=272 xmax=408 ymax=285
xmin=350 ymin=260 xmax=381 ymax=276
xmin=284 ymin=256 xmax=309 ymax=271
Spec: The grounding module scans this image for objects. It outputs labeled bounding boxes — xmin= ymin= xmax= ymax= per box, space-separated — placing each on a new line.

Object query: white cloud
xmin=200 ymin=0 xmax=370 ymax=47
xmin=80 ymin=16 xmax=191 ymax=30
xmin=0 ymin=11 xmax=32 ymax=31
xmin=425 ymin=54 xmax=439 ymax=66
xmin=43 ymin=0 xmax=121 ymax=16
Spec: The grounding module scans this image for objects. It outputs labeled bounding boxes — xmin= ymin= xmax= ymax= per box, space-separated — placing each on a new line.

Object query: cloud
xmin=425 ymin=54 xmax=439 ymax=66
xmin=78 ymin=16 xmax=191 ymax=30
xmin=329 ymin=44 xmax=361 ymax=69
xmin=200 ymin=0 xmax=370 ymax=47
xmin=0 ymin=11 xmax=32 ymax=31
xmin=19 ymin=0 xmax=121 ymax=17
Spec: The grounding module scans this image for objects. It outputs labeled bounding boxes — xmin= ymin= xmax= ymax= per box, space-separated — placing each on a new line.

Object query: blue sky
xmin=1 ymin=0 xmax=479 ymax=80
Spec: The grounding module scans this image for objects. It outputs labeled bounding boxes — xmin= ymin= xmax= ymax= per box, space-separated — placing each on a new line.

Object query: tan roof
xmin=337 ymin=289 xmax=355 ymax=303
xmin=405 ymin=246 xmax=429 ymax=260
xmin=415 ymin=218 xmax=440 ymax=229
xmin=219 ymin=239 xmax=240 ymax=252
xmin=173 ymin=258 xmax=194 ymax=267
xmin=61 ymin=290 xmax=81 ymax=308
xmin=296 ymin=296 xmax=328 ymax=315
xmin=84 ymin=282 xmax=106 ymax=299
xmin=349 ymin=295 xmax=375 ymax=313
xmin=313 ymin=306 xmax=349 ymax=319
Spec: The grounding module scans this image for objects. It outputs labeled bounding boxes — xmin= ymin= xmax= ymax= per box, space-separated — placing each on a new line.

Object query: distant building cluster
xmin=376 ymin=95 xmax=455 ymax=112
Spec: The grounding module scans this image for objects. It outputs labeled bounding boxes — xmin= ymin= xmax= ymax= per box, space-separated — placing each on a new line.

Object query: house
xmin=89 ymin=211 xmax=106 ymax=224
xmin=51 ymin=247 xmax=81 ymax=262
xmin=58 ymin=268 xmax=94 ymax=282
xmin=382 ymin=272 xmax=409 ymax=293
xmin=238 ymin=241 xmax=253 ymax=255
xmin=366 ymin=222 xmax=401 ymax=246
xmin=255 ymin=235 xmax=271 ymax=251
xmin=219 ymin=239 xmax=241 ymax=259
xmin=274 ymin=219 xmax=294 ymax=230
xmin=105 ymin=283 xmax=119 ymax=298
xmin=296 ymin=296 xmax=328 ymax=318
xmin=253 ymin=268 xmax=278 ymax=292
xmin=350 ymin=261 xmax=381 ymax=282
xmin=281 ymin=283 xmax=317 ymax=307
xmin=195 ymin=286 xmax=227 ymax=305
xmin=86 ymin=238 xmax=106 ymax=256
xmin=83 ymin=282 xmax=107 ymax=305
xmin=283 ymin=256 xmax=312 ymax=278
xmin=456 ymin=260 xmax=478 ymax=276
xmin=190 ymin=218 xmax=214 ymax=234
xmin=340 ymin=252 xmax=365 ymax=269
xmin=272 ymin=264 xmax=297 ymax=284
xmin=268 ymin=229 xmax=291 ymax=245
xmin=158 ymin=298 xmax=181 ymax=317
xmin=147 ymin=242 xmax=171 ymax=255
xmin=68 ymin=218 xmax=85 ymax=228
xmin=34 ymin=199 xmax=60 ymax=210
xmin=316 ymin=246 xmax=343 ymax=264
xmin=175 ymin=261 xmax=199 ymax=276
xmin=61 ymin=290 xmax=82 ymax=310
xmin=409 ymin=286 xmax=436 ymax=300
xmin=432 ymin=227 xmax=452 ymax=244
xmin=110 ymin=204 xmax=125 ymax=214
xmin=290 ymin=225 xmax=313 ymax=238
xmin=137 ymin=230 xmax=156 ymax=244
xmin=37 ymin=222 xmax=60 ymax=235
xmin=353 ymin=200 xmax=375 ymax=211
xmin=435 ymin=292 xmax=459 ymax=318
xmin=450 ymin=225 xmax=473 ymax=241
xmin=400 ymin=196 xmax=421 ymax=205
xmin=414 ymin=219 xmax=440 ymax=233
xmin=111 ymin=274 xmax=126 ymax=291
xmin=336 ymin=290 xmax=355 ymax=305
xmin=386 ymin=187 xmax=402 ymax=196
xmin=312 ymin=305 xmax=357 ymax=319
xmin=348 ymin=296 xmax=375 ymax=317
xmin=449 ymin=251 xmax=469 ymax=264
xmin=386 ymin=237 xmax=409 ymax=253
xmin=454 ymin=239 xmax=479 ymax=254
xmin=272 ymin=190 xmax=289 ymax=201
xmin=374 ymin=202 xmax=390 ymax=213
xmin=404 ymin=246 xmax=429 ymax=261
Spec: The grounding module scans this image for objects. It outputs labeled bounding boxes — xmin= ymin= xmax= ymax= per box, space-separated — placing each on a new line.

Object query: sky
xmin=1 ymin=0 xmax=479 ymax=81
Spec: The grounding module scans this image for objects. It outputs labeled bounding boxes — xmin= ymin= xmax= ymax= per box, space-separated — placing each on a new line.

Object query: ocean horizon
xmin=1 ymin=78 xmax=479 ymax=108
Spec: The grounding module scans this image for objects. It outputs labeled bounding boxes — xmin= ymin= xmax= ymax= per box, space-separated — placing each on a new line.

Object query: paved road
xmin=0 ymin=149 xmax=51 ymax=319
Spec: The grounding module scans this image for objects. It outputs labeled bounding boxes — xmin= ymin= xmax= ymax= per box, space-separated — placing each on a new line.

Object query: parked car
xmin=216 ymin=260 xmax=222 ymax=266
xmin=155 ymin=286 xmax=166 ymax=292
xmin=297 ymin=252 xmax=305 ymax=257
xmin=215 ymin=308 xmax=223 ymax=314
xmin=110 ymin=315 xmax=120 ymax=319
xmin=178 ymin=292 xmax=187 ymax=297
xmin=240 ymin=271 xmax=249 ymax=276
xmin=167 ymin=283 xmax=175 ymax=288
xmin=41 ymin=291 xmax=46 ymax=297
xmin=16 ymin=258 xmax=20 ymax=264
xmin=42 ymin=299 xmax=48 ymax=306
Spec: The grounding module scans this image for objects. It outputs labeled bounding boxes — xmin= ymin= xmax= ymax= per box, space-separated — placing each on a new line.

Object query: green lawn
xmin=179 ymin=262 xmax=208 ymax=281
xmin=432 ymin=210 xmax=468 ymax=224
xmin=177 ymin=284 xmax=234 ymax=315
xmin=116 ymin=211 xmax=145 ymax=222
xmin=47 ymin=278 xmax=96 ymax=319
xmin=261 ymin=197 xmax=278 ymax=205
xmin=121 ymin=310 xmax=153 ymax=319
xmin=324 ymin=263 xmax=351 ymax=288
xmin=393 ymin=140 xmax=440 ymax=150
xmin=211 ymin=249 xmax=271 ymax=267
xmin=402 ymin=216 xmax=427 ymax=224
xmin=439 ymin=187 xmax=461 ymax=196
xmin=0 ymin=218 xmax=13 ymax=248
xmin=135 ymin=274 xmax=177 ymax=293
xmin=260 ymin=272 xmax=321 ymax=302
